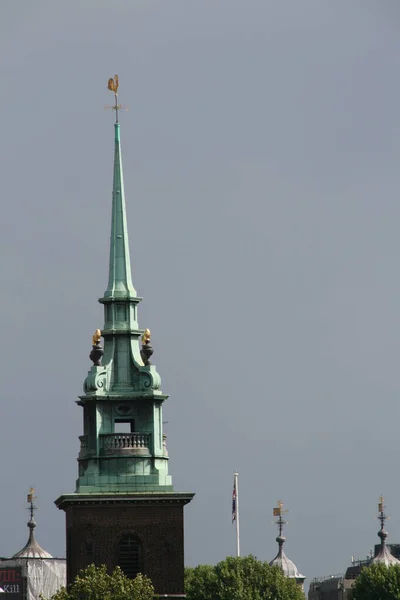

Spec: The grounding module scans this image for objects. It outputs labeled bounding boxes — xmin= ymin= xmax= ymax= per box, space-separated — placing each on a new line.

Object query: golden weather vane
xmin=273 ymin=500 xmax=288 ymax=517
xmin=273 ymin=500 xmax=289 ymax=537
xmin=27 ymin=487 xmax=37 ymax=521
xmin=27 ymin=487 xmax=36 ymax=504
xmin=107 ymin=74 xmax=119 ymax=94
xmin=105 ymin=74 xmax=127 ymax=123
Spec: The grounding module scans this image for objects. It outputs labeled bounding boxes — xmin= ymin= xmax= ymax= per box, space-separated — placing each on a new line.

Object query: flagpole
xmin=234 ymin=471 xmax=240 ymax=557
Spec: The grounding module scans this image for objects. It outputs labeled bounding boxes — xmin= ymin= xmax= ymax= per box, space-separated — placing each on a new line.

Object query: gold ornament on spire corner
xmin=142 ymin=328 xmax=151 ymax=345
xmin=92 ymin=329 xmax=102 ymax=346
xmin=140 ymin=329 xmax=153 ymax=366
xmin=107 ymin=74 xmax=119 ymax=94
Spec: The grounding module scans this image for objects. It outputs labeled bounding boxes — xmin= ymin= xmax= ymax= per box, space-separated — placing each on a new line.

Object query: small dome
xmin=370 ymin=545 xmax=400 ymax=567
xmin=12 ymin=519 xmax=52 ymax=560
xmin=369 ymin=496 xmax=400 ymax=567
xmin=270 ymin=547 xmax=305 ymax=581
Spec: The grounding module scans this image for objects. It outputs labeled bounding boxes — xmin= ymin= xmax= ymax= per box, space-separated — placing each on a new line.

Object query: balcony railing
xmin=100 ymin=432 xmax=151 ymax=456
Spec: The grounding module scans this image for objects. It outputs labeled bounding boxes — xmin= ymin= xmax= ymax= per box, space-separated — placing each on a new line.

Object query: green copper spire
xmin=74 ymin=76 xmax=174 ymax=493
xmin=104 ymin=118 xmax=136 ymax=298
xmin=55 ymin=79 xmax=194 ymax=598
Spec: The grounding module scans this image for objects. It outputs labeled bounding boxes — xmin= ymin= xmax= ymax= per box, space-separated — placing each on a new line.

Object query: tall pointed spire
xmin=104 ymin=75 xmax=136 ymax=299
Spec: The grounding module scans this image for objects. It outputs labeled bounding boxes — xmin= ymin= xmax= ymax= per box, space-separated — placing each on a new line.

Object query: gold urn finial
xmin=141 ymin=328 xmax=151 ymax=345
xmin=92 ymin=329 xmax=102 ymax=346
xmin=90 ymin=330 xmax=104 ymax=366
xmin=140 ymin=329 xmax=153 ymax=365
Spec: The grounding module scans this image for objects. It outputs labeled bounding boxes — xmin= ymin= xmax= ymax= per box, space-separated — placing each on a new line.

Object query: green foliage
xmin=185 ymin=555 xmax=304 ymax=600
xmin=349 ymin=563 xmax=400 ymax=600
xmin=185 ymin=564 xmax=218 ymax=600
xmin=46 ymin=564 xmax=154 ymax=600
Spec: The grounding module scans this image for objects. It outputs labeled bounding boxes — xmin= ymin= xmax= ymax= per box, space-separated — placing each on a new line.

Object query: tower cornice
xmin=98 ymin=295 xmax=143 ymax=305
xmin=77 ymin=393 xmax=169 ymax=405
xmin=55 ymin=492 xmax=195 ymax=511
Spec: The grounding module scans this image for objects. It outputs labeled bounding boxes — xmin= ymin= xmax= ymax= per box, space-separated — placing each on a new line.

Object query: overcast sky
xmin=1 ymin=0 xmax=400 ymax=588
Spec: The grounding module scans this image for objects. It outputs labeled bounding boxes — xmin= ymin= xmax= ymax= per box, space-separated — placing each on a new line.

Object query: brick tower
xmin=55 ymin=76 xmax=194 ymax=598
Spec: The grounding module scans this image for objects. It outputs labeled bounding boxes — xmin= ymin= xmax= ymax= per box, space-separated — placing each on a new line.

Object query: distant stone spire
xmin=370 ymin=496 xmax=400 ymax=566
xmin=103 ymin=75 xmax=136 ymax=299
xmin=12 ymin=488 xmax=52 ymax=559
xmin=269 ymin=501 xmax=305 ymax=588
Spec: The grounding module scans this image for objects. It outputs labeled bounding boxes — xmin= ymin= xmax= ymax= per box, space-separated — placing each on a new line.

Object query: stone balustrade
xmin=100 ymin=432 xmax=151 ymax=456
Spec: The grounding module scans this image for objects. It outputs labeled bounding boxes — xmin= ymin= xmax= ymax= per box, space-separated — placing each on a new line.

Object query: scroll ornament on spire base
xmin=83 ymin=325 xmax=161 ymax=394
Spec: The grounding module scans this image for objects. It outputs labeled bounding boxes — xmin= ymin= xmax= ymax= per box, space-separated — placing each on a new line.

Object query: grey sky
xmin=0 ymin=0 xmax=399 ymax=587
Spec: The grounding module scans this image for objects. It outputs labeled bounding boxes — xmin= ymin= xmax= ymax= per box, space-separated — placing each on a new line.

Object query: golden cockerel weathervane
xmin=106 ymin=74 xmax=125 ymax=123
xmin=108 ymin=74 xmax=119 ymax=94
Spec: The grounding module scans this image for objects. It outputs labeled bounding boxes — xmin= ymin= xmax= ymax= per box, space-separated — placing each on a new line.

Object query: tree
xmin=349 ymin=563 xmax=400 ymax=600
xmin=46 ymin=564 xmax=154 ymax=600
xmin=185 ymin=555 xmax=304 ymax=600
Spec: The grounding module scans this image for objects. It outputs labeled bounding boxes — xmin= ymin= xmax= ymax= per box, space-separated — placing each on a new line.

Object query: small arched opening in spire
xmin=117 ymin=534 xmax=143 ymax=579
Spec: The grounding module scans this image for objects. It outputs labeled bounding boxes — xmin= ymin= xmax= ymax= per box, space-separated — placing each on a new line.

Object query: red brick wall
xmin=65 ymin=501 xmax=185 ymax=595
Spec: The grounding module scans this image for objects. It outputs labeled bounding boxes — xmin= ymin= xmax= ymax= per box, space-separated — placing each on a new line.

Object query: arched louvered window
xmin=118 ymin=534 xmax=142 ymax=579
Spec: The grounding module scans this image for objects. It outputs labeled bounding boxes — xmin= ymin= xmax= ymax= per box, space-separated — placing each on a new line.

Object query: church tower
xmin=55 ymin=76 xmax=194 ymax=598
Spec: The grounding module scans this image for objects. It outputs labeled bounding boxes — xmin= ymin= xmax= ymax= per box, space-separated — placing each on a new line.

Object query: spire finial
xmin=107 ymin=75 xmax=120 ymax=123
xmin=27 ymin=487 xmax=37 ymax=535
xmin=377 ymin=495 xmax=389 ymax=545
xmin=273 ymin=500 xmax=288 ymax=554
xmin=11 ymin=487 xmax=53 ymax=559
xmin=106 ymin=75 xmax=128 ymax=123
xmin=103 ymin=74 xmax=136 ymax=300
